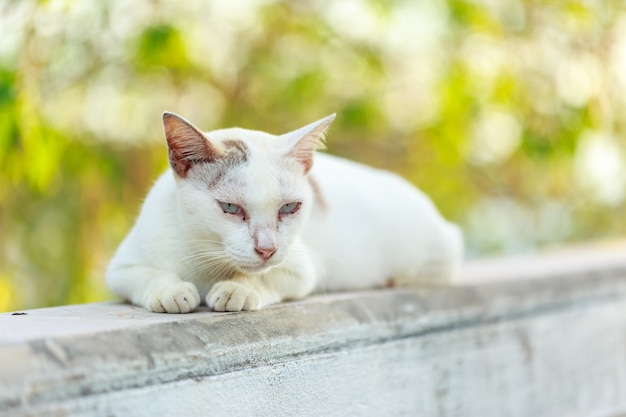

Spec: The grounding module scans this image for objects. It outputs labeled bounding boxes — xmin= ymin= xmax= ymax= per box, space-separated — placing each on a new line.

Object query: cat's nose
xmin=255 ymin=246 xmax=277 ymax=261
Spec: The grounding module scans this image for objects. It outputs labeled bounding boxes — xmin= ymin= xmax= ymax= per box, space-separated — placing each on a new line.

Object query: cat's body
xmin=107 ymin=113 xmax=463 ymax=313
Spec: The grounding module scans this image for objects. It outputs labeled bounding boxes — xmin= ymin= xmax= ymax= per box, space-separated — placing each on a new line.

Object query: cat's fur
xmin=106 ymin=112 xmax=463 ymax=313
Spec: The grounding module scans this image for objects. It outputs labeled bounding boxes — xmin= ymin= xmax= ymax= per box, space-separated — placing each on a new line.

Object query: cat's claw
xmin=207 ymin=281 xmax=260 ymax=312
xmin=147 ymin=282 xmax=200 ymax=313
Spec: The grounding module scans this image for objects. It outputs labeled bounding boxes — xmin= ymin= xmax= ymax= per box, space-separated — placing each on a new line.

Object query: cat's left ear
xmin=283 ymin=114 xmax=336 ymax=173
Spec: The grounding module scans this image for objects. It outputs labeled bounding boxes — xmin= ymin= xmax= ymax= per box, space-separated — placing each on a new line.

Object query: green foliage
xmin=134 ymin=24 xmax=189 ymax=71
xmin=1 ymin=0 xmax=625 ymax=311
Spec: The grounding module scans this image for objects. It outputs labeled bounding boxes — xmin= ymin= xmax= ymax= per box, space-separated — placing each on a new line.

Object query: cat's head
xmin=163 ymin=111 xmax=335 ymax=275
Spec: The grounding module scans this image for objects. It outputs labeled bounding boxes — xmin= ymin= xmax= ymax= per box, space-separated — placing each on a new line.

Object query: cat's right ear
xmin=283 ymin=114 xmax=336 ymax=174
xmin=163 ymin=112 xmax=218 ymax=178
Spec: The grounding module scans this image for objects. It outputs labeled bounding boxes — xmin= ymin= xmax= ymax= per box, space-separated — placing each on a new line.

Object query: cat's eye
xmin=219 ymin=201 xmax=243 ymax=215
xmin=279 ymin=202 xmax=301 ymax=215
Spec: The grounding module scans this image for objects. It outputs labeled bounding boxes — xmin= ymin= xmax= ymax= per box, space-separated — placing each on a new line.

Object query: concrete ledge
xmin=2 ymin=242 xmax=626 ymax=416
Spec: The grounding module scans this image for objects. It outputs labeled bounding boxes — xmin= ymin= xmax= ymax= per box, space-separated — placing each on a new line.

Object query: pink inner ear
xmin=163 ymin=112 xmax=217 ymax=178
xmin=291 ymin=140 xmax=317 ymax=173
xmin=287 ymin=115 xmax=335 ymax=173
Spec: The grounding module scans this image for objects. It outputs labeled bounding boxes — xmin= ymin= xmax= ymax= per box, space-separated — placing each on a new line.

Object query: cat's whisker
xmin=183 ymin=256 xmax=231 ymax=274
xmin=181 ymin=250 xmax=229 ymax=262
xmin=185 ymin=239 xmax=225 ymax=245
xmin=180 ymin=251 xmax=234 ymax=276
xmin=183 ymin=256 xmax=227 ymax=270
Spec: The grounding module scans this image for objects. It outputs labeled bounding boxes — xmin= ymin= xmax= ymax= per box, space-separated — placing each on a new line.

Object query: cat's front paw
xmin=206 ymin=281 xmax=260 ymax=312
xmin=146 ymin=282 xmax=200 ymax=313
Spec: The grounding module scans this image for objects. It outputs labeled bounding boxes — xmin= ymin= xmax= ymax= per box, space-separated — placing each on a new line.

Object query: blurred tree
xmin=0 ymin=0 xmax=625 ymax=311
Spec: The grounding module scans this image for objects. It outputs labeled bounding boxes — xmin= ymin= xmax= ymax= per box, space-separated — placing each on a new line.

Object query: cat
xmin=106 ymin=112 xmax=463 ymax=313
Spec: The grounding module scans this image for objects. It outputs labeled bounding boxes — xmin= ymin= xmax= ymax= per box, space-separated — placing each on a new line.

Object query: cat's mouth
xmin=235 ymin=261 xmax=278 ymax=274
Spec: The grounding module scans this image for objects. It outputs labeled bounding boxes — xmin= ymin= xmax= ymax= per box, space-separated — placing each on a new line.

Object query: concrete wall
xmin=2 ymin=242 xmax=626 ymax=416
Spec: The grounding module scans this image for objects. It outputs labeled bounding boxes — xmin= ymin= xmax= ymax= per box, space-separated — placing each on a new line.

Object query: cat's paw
xmin=206 ymin=281 xmax=260 ymax=312
xmin=146 ymin=282 xmax=200 ymax=313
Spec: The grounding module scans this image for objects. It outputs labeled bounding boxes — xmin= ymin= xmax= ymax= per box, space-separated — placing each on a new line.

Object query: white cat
xmin=106 ymin=112 xmax=463 ymax=313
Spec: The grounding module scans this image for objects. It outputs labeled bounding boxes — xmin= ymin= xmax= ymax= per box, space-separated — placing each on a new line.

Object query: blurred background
xmin=1 ymin=0 xmax=625 ymax=312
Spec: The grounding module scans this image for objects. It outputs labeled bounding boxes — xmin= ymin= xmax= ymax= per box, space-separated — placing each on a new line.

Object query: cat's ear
xmin=283 ymin=114 xmax=336 ymax=173
xmin=163 ymin=112 xmax=218 ymax=178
